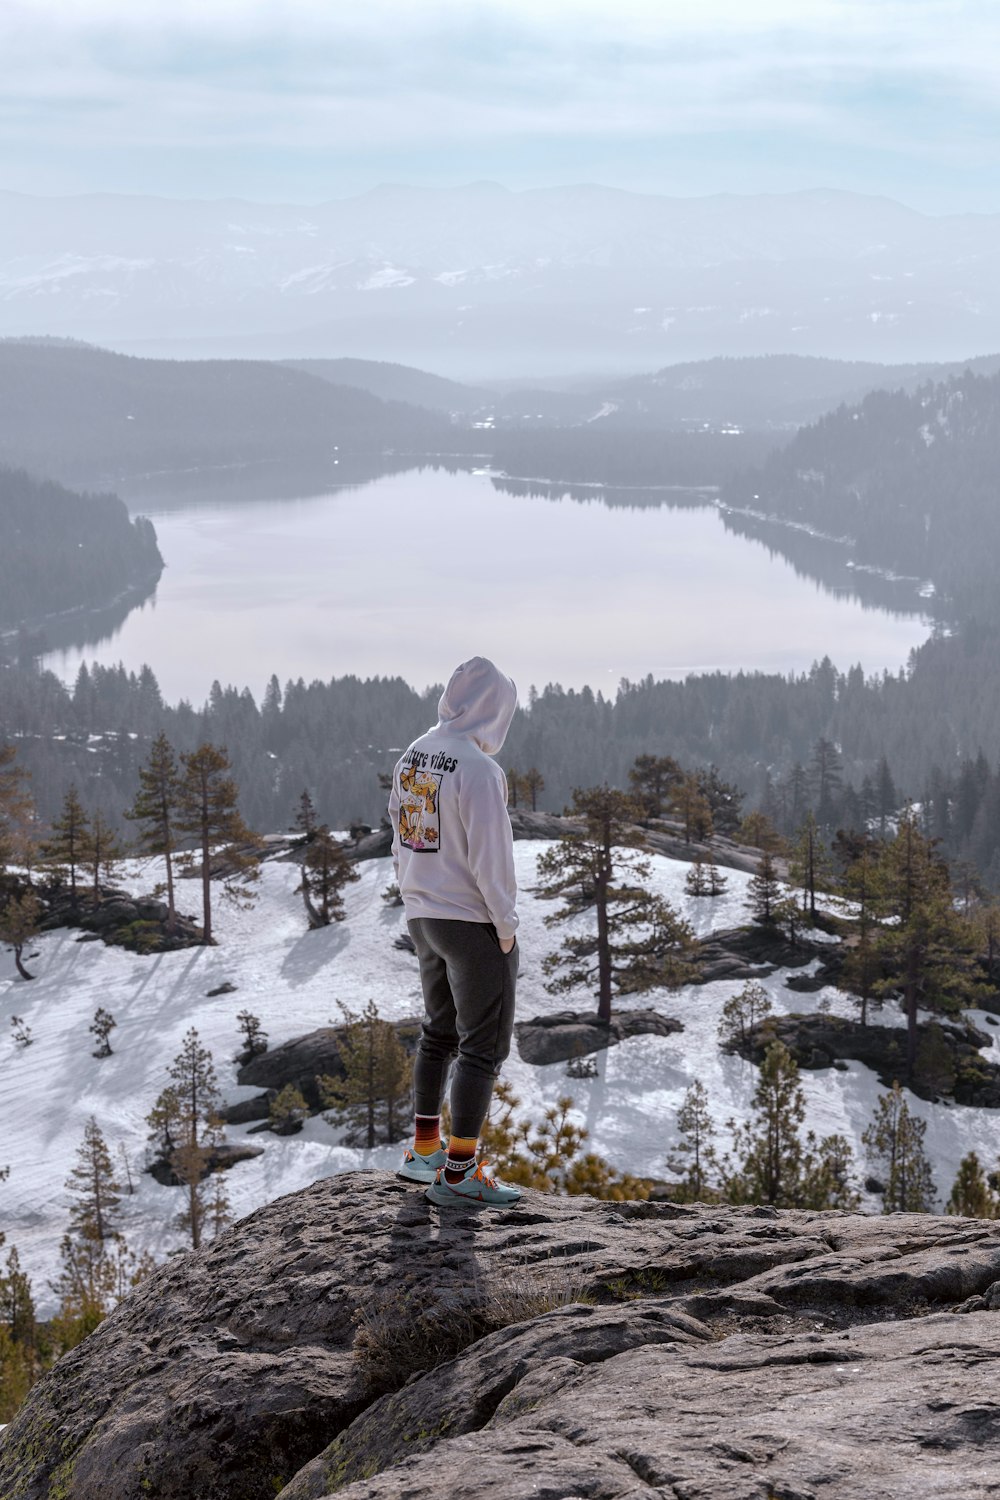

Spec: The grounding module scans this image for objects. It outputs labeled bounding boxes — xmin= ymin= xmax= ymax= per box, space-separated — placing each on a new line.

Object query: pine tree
xmin=695 ymin=766 xmax=744 ymax=835
xmin=670 ymin=773 xmax=713 ymax=844
xmin=706 ymin=862 xmax=728 ymax=896
xmin=627 ymin=754 xmax=682 ymax=819
xmin=478 ymin=1081 xmax=651 ymax=1199
xmin=809 ymin=738 xmax=843 ymax=831
xmin=665 ymin=1081 xmax=718 ymax=1201
xmin=0 ymin=743 xmax=33 ymax=875
xmin=89 ymin=1008 xmax=116 ymax=1058
xmin=0 ymin=889 xmax=40 ymax=981
xmin=206 ymin=1169 xmax=231 ymax=1241
xmin=876 ymin=756 xmax=898 ymax=837
xmin=51 ymin=1233 xmax=154 ymax=1354
xmin=41 ymin=785 xmax=90 ymax=903
xmin=0 ymin=1246 xmax=35 ymax=1349
xmin=789 ymin=814 xmax=833 ymax=921
xmin=175 ymin=744 xmax=257 ymax=945
xmin=947 ymin=1152 xmax=998 ymax=1218
xmin=723 ymin=1042 xmax=859 ymax=1209
xmin=0 ymin=1246 xmax=40 ymax=1422
xmin=125 ymin=733 xmax=182 ymax=933
xmin=685 ymin=859 xmax=709 ymax=896
xmin=505 ymin=770 xmax=524 ymax=809
xmin=291 ymin=789 xmax=318 ymax=841
xmin=147 ymin=1029 xmax=225 ymax=1248
xmin=269 ymin=1084 xmax=309 ymax=1135
xmin=536 ymin=786 xmax=695 ymax=1024
xmin=718 ymin=979 xmax=773 ymax=1051
xmin=236 ymin=1009 xmax=268 ymax=1061
xmin=746 ymin=849 xmax=783 ymax=926
xmin=319 ymin=1000 xmax=413 ymax=1149
xmin=841 ymin=843 xmax=883 ymax=1025
xmin=523 ymin=768 xmax=545 ymax=811
xmin=803 ymin=1134 xmax=860 ymax=1212
xmin=874 ymin=807 xmax=982 ymax=1076
xmin=788 ymin=763 xmax=808 ymax=831
xmin=914 ymin=1022 xmax=956 ymax=1096
xmin=297 ymin=825 xmax=360 ymax=929
xmin=65 ymin=1118 xmax=121 ymax=1243
xmin=862 ymin=1082 xmax=936 ymax=1213
xmin=975 ymin=899 xmax=1000 ymax=988
xmin=736 ymin=810 xmax=782 ymax=851
xmin=81 ymin=810 xmax=123 ymax=908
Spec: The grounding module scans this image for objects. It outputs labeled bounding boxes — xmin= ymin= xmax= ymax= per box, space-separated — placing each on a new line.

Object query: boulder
xmin=237 ymin=1020 xmax=423 ymax=1111
xmin=515 ymin=1007 xmax=683 ymax=1065
xmin=78 ymin=900 xmax=139 ymax=930
xmin=222 ymin=1090 xmax=276 ymax=1125
xmin=737 ymin=1011 xmax=1000 ymax=1106
xmin=691 ymin=925 xmax=843 ymax=986
xmin=37 ymin=885 xmax=202 ymax=952
xmin=784 ymin=972 xmax=829 ymax=993
xmin=146 ymin=1141 xmax=264 ymax=1186
xmin=5 ymin=1173 xmax=1000 ymax=1500
xmin=505 ymin=809 xmax=764 ymax=875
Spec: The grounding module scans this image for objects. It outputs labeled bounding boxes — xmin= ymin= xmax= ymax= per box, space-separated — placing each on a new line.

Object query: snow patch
xmin=0 ymin=843 xmax=993 ymax=1312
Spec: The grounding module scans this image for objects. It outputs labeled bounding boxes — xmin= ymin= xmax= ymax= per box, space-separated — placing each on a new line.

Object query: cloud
xmin=1 ymin=1 xmax=1000 ymax=203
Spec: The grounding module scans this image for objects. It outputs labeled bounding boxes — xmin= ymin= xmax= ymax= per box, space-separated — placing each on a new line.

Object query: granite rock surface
xmin=3 ymin=1172 xmax=1000 ymax=1500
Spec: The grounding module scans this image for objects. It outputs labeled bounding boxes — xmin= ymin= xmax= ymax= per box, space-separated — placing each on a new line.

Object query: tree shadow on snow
xmin=280 ymin=922 xmax=351 ymax=988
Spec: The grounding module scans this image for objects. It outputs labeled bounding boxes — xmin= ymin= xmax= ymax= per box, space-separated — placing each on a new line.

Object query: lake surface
xmin=42 ymin=466 xmax=933 ymax=704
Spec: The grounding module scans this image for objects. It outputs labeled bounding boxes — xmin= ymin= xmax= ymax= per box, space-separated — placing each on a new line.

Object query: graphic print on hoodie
xmin=389 ymin=656 xmax=520 ymax=940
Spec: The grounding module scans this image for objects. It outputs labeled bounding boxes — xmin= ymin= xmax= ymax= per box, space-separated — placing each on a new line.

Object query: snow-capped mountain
xmin=3 ymin=185 xmax=1000 ymax=376
xmin=2 ymin=841 xmax=997 ymax=1314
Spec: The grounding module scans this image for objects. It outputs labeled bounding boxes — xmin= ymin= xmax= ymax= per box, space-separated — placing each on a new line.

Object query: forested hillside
xmin=593 ymin=351 xmax=1000 ymax=431
xmin=0 ymin=467 xmax=162 ymax=628
xmin=728 ymin=370 xmax=1000 ymax=622
xmin=491 ymin=427 xmax=778 ymax=487
xmin=282 ymin=358 xmax=490 ymax=415
xmin=5 ymin=622 xmax=1000 ymax=881
xmin=0 ymin=342 xmax=450 ymax=486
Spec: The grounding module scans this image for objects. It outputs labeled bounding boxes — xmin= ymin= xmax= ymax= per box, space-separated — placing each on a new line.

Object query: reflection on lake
xmin=41 ymin=465 xmax=933 ymax=705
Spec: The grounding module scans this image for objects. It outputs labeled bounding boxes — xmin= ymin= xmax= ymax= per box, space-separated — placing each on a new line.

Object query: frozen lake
xmin=41 ymin=465 xmax=932 ymax=703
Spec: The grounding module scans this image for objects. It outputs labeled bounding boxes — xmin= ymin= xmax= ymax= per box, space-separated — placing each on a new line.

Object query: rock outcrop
xmin=4 ymin=1174 xmax=1000 ymax=1500
xmin=739 ymin=1011 xmax=1000 ymax=1106
xmin=343 ymin=809 xmax=765 ymax=874
xmin=694 ymin=923 xmax=839 ymax=985
xmin=227 ymin=1019 xmax=423 ymax=1119
xmin=515 ymin=1007 xmax=683 ymax=1065
xmin=38 ymin=887 xmax=202 ymax=951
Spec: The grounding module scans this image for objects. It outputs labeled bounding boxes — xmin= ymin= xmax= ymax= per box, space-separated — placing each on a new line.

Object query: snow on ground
xmin=2 ymin=842 xmax=998 ymax=1312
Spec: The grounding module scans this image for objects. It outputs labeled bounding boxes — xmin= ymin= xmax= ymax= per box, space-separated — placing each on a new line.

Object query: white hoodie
xmin=388 ymin=657 xmax=519 ymax=940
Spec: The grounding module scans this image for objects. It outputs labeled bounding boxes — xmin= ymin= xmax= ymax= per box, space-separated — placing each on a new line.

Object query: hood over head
xmin=436 ymin=656 xmax=518 ymax=755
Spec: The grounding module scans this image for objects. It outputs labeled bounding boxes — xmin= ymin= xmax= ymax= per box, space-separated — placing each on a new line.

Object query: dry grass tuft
xmin=353 ymin=1272 xmax=591 ymax=1396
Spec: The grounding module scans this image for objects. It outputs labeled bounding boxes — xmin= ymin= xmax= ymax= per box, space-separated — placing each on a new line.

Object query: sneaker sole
xmin=397 ymin=1164 xmax=439 ymax=1184
xmin=425 ymin=1182 xmax=522 ymax=1209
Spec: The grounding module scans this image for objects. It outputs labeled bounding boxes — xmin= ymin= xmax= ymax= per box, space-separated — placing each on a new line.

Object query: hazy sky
xmin=4 ymin=0 xmax=1000 ymax=212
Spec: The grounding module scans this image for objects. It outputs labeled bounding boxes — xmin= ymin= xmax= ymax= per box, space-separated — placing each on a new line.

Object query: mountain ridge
xmin=5 ymin=185 xmax=1000 ymax=375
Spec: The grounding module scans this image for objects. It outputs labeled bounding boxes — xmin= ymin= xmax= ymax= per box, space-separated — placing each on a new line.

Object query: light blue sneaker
xmin=425 ymin=1160 xmax=522 ymax=1208
xmin=397 ymin=1145 xmax=447 ymax=1184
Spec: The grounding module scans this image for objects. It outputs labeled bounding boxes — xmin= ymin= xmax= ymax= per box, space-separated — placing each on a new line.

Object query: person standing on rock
xmin=389 ymin=656 xmax=522 ymax=1207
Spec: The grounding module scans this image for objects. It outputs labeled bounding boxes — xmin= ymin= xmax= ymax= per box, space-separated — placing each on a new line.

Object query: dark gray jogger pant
xmin=408 ymin=916 xmax=518 ymax=1140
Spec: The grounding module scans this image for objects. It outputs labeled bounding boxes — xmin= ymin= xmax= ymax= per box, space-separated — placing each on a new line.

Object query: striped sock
xmin=445 ymin=1135 xmax=478 ymax=1183
xmin=414 ymin=1115 xmax=443 ymax=1157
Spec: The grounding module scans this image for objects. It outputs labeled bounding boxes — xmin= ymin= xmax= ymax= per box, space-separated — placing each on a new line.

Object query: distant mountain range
xmin=4 ymin=185 xmax=1000 ymax=377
